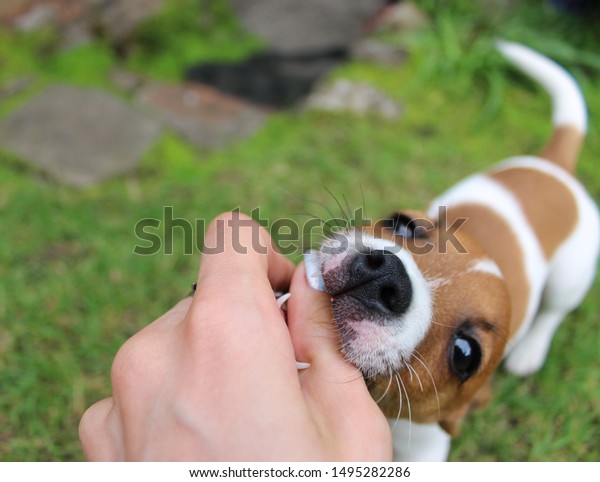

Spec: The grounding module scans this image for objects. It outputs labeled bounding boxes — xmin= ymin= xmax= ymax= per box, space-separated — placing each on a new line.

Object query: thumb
xmin=287 ymin=261 xmax=392 ymax=460
xmin=286 ymin=261 xmax=360 ymax=380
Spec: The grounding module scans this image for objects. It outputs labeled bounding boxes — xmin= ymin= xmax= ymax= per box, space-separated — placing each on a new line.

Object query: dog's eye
xmin=384 ymin=213 xmax=427 ymax=239
xmin=450 ymin=335 xmax=482 ymax=382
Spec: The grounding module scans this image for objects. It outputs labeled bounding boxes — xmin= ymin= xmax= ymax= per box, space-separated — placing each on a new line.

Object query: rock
xmin=13 ymin=3 xmax=57 ymax=31
xmin=218 ymin=0 xmax=394 ymax=106
xmin=3 ymin=1 xmax=93 ymax=27
xmin=60 ymin=19 xmax=95 ymax=49
xmin=185 ymin=50 xmax=345 ymax=108
xmin=0 ymin=0 xmax=33 ymax=22
xmin=375 ymin=1 xmax=430 ymax=33
xmin=304 ymin=80 xmax=403 ymax=119
xmin=98 ymin=0 xmax=165 ymax=44
xmin=110 ymin=68 xmax=146 ymax=94
xmin=138 ymin=82 xmax=269 ymax=149
xmin=351 ymin=39 xmax=408 ymax=66
xmin=0 ymin=77 xmax=34 ymax=100
xmin=2 ymin=0 xmax=166 ymax=48
xmin=2 ymin=0 xmax=98 ymax=47
xmin=56 ymin=0 xmax=104 ymax=49
xmin=0 ymin=85 xmax=162 ymax=186
xmin=230 ymin=0 xmax=387 ymax=55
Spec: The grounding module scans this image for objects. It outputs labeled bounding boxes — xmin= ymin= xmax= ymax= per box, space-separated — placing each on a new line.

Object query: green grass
xmin=1 ymin=0 xmax=599 ymax=461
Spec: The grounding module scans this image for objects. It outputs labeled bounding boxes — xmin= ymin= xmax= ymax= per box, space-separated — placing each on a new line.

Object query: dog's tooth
xmin=304 ymin=250 xmax=325 ymax=292
xmin=276 ymin=292 xmax=291 ymax=309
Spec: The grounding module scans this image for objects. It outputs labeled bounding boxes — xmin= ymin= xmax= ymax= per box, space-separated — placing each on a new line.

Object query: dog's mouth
xmin=305 ymin=231 xmax=433 ymax=378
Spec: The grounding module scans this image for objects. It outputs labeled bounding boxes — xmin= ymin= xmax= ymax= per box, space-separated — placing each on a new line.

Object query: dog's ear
xmin=439 ymin=380 xmax=494 ymax=436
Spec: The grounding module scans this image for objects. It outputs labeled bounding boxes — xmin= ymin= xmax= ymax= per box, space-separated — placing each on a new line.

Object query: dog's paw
xmin=504 ymin=336 xmax=550 ymax=377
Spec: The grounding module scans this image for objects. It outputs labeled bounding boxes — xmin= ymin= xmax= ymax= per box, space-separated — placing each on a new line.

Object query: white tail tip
xmin=496 ymin=39 xmax=587 ymax=134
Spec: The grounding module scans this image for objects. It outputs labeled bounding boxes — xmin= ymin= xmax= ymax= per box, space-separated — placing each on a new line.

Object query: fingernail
xmin=304 ymin=250 xmax=325 ymax=292
xmin=295 ymin=361 xmax=311 ymax=370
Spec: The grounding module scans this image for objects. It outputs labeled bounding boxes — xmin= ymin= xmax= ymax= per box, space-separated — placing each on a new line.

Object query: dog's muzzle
xmin=330 ymin=249 xmax=413 ymax=318
xmin=306 ymin=233 xmax=433 ymax=377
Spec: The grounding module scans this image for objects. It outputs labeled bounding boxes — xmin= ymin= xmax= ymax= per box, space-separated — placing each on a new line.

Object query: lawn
xmin=0 ymin=0 xmax=599 ymax=461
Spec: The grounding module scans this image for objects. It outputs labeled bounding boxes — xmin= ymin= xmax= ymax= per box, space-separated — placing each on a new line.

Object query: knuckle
xmin=78 ymin=404 xmax=95 ymax=441
xmin=110 ymin=335 xmax=153 ymax=392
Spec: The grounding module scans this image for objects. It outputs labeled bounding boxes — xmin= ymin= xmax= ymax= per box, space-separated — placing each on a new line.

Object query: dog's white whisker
xmin=398 ymin=373 xmax=412 ymax=453
xmin=375 ymin=371 xmax=394 ymax=404
xmin=413 ymin=350 xmax=441 ymax=419
xmin=391 ymin=374 xmax=403 ymax=432
xmin=407 ymin=363 xmax=424 ymax=392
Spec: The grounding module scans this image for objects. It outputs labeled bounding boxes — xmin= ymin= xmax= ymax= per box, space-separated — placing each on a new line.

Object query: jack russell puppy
xmin=303 ymin=41 xmax=600 ymax=461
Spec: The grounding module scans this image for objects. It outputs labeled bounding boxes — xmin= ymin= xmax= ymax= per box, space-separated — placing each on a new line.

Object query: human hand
xmin=79 ymin=212 xmax=391 ymax=461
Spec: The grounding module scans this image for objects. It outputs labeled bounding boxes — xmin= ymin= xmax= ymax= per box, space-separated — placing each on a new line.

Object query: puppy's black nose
xmin=340 ymin=249 xmax=413 ymax=316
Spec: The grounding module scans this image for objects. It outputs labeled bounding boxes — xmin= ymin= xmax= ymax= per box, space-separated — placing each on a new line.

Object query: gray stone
xmin=2 ymin=0 xmax=166 ymax=48
xmin=0 ymin=77 xmax=34 ymax=100
xmin=13 ymin=3 xmax=57 ymax=31
xmin=0 ymin=0 xmax=32 ymax=21
xmin=138 ymin=83 xmax=268 ymax=149
xmin=110 ymin=68 xmax=146 ymax=94
xmin=304 ymin=80 xmax=403 ymax=120
xmin=230 ymin=0 xmax=387 ymax=54
xmin=61 ymin=20 xmax=95 ymax=49
xmin=0 ymin=85 xmax=162 ymax=186
xmin=98 ymin=0 xmax=165 ymax=44
xmin=58 ymin=0 xmax=105 ymax=49
xmin=351 ymin=39 xmax=408 ymax=66
xmin=375 ymin=1 xmax=430 ymax=33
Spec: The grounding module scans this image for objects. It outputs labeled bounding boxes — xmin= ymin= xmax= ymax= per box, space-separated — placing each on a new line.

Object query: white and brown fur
xmin=308 ymin=41 xmax=600 ymax=461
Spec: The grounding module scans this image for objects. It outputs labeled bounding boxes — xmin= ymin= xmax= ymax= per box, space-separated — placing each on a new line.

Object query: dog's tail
xmin=496 ymin=40 xmax=587 ymax=172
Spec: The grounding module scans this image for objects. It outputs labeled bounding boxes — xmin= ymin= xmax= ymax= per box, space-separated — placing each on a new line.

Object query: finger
xmin=79 ymin=397 xmax=120 ymax=461
xmin=192 ymin=211 xmax=294 ymax=311
xmin=184 ymin=211 xmax=298 ymax=373
xmin=287 ymin=264 xmax=392 ymax=460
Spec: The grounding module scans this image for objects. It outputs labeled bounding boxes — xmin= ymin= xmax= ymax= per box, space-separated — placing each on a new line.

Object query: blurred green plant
xmin=398 ymin=0 xmax=600 ymax=124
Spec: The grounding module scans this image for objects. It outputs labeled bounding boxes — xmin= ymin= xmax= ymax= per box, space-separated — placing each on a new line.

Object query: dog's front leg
xmin=389 ymin=419 xmax=451 ymax=461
